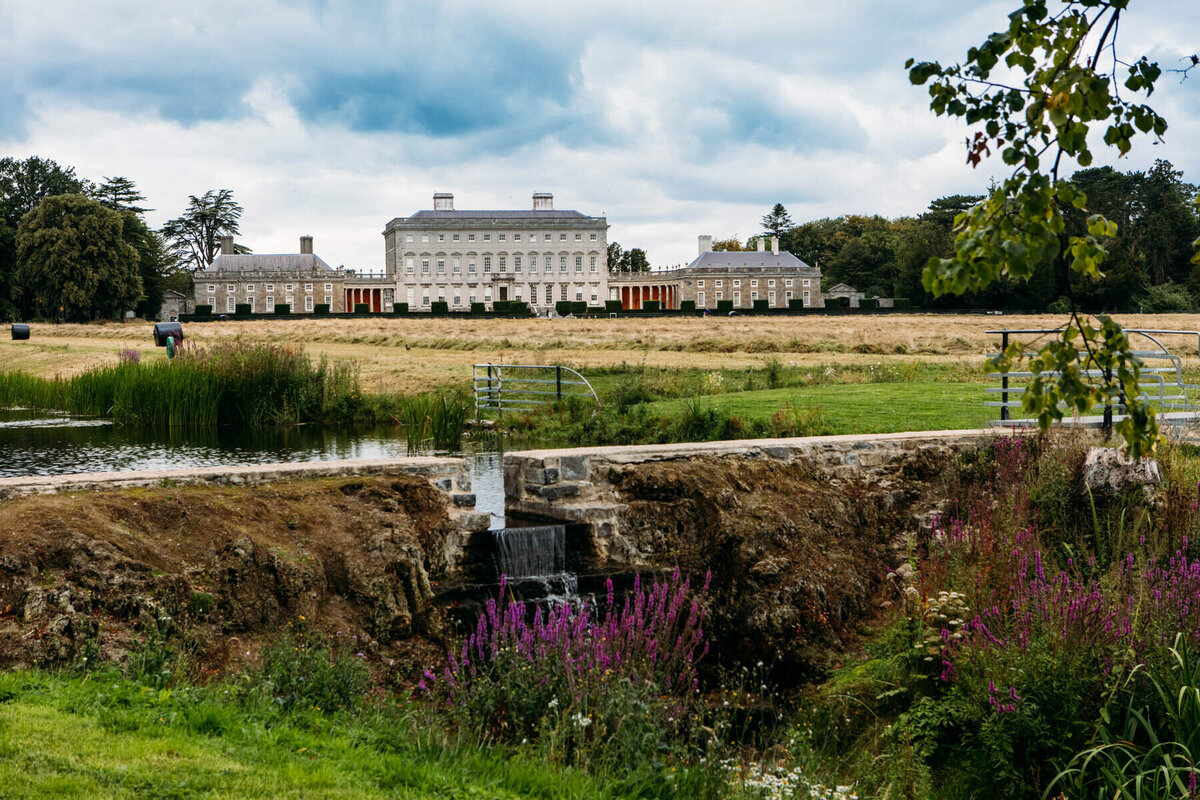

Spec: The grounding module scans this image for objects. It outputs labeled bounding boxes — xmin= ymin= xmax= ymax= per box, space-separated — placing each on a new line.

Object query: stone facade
xmin=608 ymin=235 xmax=822 ymax=310
xmin=384 ymin=193 xmax=609 ymax=313
xmin=193 ymin=235 xmax=349 ymax=313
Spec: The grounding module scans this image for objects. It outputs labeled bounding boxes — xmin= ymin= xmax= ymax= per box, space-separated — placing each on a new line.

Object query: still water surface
xmin=0 ymin=409 xmax=510 ymax=527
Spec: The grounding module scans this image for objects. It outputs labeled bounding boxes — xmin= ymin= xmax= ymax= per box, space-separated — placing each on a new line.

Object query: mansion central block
xmin=193 ymin=192 xmax=823 ymax=315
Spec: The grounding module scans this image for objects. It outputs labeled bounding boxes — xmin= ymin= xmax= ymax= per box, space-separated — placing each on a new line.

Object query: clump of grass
xmin=400 ymin=391 xmax=469 ymax=450
xmin=0 ymin=342 xmax=366 ymax=429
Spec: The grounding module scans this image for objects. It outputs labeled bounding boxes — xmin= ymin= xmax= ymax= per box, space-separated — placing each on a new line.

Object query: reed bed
xmin=0 ymin=342 xmax=364 ymax=429
xmin=400 ymin=391 xmax=469 ymax=450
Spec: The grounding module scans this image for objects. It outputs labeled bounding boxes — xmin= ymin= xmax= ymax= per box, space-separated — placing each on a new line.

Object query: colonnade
xmin=619 ymin=284 xmax=677 ymax=311
xmin=345 ymin=287 xmax=383 ymax=313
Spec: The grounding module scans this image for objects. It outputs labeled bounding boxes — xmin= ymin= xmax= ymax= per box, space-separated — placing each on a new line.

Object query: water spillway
xmin=492 ymin=524 xmax=567 ymax=579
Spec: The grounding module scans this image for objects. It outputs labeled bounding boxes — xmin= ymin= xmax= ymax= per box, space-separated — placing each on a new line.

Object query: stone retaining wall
xmin=504 ymin=429 xmax=996 ymax=562
xmin=0 ymin=457 xmax=491 ymax=533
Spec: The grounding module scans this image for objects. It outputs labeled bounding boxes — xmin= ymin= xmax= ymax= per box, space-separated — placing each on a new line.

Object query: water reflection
xmin=0 ymin=409 xmax=509 ymax=527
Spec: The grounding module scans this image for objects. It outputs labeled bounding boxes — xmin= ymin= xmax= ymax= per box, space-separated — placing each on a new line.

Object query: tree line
xmin=730 ymin=161 xmax=1200 ymax=312
xmin=0 ymin=156 xmax=244 ymax=321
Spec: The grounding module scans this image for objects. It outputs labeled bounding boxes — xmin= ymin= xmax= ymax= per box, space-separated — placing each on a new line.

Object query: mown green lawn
xmin=0 ymin=672 xmax=616 ymax=800
xmin=648 ymin=381 xmax=1018 ymax=435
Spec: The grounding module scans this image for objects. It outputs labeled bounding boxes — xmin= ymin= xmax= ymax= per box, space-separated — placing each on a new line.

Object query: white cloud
xmin=3 ymin=0 xmax=1197 ymax=268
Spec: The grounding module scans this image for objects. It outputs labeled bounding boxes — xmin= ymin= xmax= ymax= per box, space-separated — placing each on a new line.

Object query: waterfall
xmin=493 ymin=525 xmax=567 ymax=579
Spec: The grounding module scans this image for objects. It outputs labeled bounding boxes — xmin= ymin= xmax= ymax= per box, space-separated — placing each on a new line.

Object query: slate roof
xmin=683 ymin=251 xmax=817 ymax=271
xmin=398 ymin=210 xmax=602 ymax=221
xmin=201 ymin=254 xmax=336 ymax=275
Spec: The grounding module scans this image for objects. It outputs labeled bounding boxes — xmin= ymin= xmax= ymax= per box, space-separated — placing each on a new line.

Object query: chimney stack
xmin=433 ymin=193 xmax=454 ymax=211
xmin=533 ymin=192 xmax=554 ymax=211
xmin=757 ymin=238 xmax=766 ymax=252
xmin=220 ymin=235 xmax=234 ymax=255
xmin=300 ymin=235 xmax=313 ymax=254
xmin=698 ymin=235 xmax=713 ymax=255
xmin=771 ymin=236 xmax=779 ymax=255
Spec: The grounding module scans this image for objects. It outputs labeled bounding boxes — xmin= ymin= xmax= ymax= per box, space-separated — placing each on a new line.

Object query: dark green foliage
xmin=470 ymin=302 xmax=485 ymax=314
xmin=0 ymin=157 xmax=92 ymax=320
xmin=859 ymin=298 xmax=878 ymax=310
xmin=234 ymin=303 xmax=251 ymax=316
xmin=274 ymin=303 xmax=290 ymax=315
xmin=605 ymin=299 xmax=623 ymax=312
xmin=353 ymin=303 xmax=370 ymax=314
xmin=430 ymin=301 xmax=449 ymax=315
xmin=1137 ymin=281 xmax=1196 ymax=313
xmin=893 ymin=298 xmax=911 ymax=310
xmin=716 ymin=300 xmax=733 ymax=313
xmin=313 ymin=303 xmax=330 ymax=315
xmin=193 ymin=304 xmax=212 ymax=316
xmin=555 ymin=300 xmax=575 ymax=316
xmin=642 ymin=300 xmax=660 ymax=312
xmin=572 ymin=301 xmax=587 ymax=315
xmin=788 ymin=298 xmax=805 ymax=311
xmin=492 ymin=300 xmax=509 ymax=314
xmin=159 ymin=188 xmax=245 ymax=271
xmin=762 ymin=203 xmax=793 ymax=237
xmin=679 ymin=300 xmax=696 ymax=312
xmin=16 ymin=194 xmax=142 ymax=321
xmin=752 ymin=299 xmax=768 ymax=312
xmin=392 ymin=303 xmax=408 ymax=315
xmin=587 ymin=306 xmax=605 ymax=314
xmin=506 ymin=301 xmax=530 ymax=315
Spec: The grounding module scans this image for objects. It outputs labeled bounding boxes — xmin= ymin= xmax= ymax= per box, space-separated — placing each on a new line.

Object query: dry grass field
xmin=4 ymin=313 xmax=1200 ymax=394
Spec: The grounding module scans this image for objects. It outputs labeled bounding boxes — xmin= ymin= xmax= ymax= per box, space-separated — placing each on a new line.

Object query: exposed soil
xmin=0 ymin=477 xmax=456 ymax=678
xmin=605 ymin=451 xmax=950 ymax=685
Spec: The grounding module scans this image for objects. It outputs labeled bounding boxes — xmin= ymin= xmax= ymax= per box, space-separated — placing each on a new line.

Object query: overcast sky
xmin=2 ymin=1 xmax=1197 ymax=269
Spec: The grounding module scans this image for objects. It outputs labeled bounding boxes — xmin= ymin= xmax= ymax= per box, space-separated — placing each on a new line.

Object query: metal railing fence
xmin=474 ymin=364 xmax=600 ymax=419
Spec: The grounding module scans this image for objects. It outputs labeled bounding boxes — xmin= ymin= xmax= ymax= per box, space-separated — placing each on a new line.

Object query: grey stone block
xmin=559 ymin=455 xmax=590 ymax=481
xmin=433 ymin=477 xmax=452 ymax=491
xmin=763 ymin=446 xmax=792 ymax=460
xmin=526 ymin=483 xmax=580 ymax=500
xmin=452 ymin=493 xmax=476 ymax=507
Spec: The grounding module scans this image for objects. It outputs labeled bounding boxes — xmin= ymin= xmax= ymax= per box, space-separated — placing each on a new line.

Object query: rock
xmin=1083 ymin=447 xmax=1161 ymax=495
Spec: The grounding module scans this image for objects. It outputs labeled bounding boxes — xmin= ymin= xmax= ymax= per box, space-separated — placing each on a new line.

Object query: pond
xmin=0 ymin=408 xmax=515 ymax=528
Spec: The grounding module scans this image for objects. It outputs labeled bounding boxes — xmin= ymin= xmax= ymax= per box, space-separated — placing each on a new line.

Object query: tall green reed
xmin=0 ymin=342 xmax=364 ymax=429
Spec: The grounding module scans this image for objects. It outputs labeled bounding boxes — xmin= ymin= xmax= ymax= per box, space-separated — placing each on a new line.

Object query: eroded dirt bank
xmin=607 ymin=454 xmax=947 ymax=684
xmin=0 ymin=476 xmax=456 ymax=674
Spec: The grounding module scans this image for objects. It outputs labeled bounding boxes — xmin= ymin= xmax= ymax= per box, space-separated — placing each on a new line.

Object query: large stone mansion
xmin=192 ymin=193 xmax=823 ymax=314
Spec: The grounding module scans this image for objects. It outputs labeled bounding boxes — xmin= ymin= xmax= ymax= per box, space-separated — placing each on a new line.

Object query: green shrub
xmin=788 ymin=298 xmax=805 ymax=311
xmin=430 ymin=301 xmax=449 ymax=315
xmin=313 ymin=303 xmax=330 ymax=315
xmin=859 ymin=298 xmax=878 ymax=310
xmin=679 ymin=300 xmax=696 ymax=312
xmin=354 ymin=303 xmax=370 ymax=314
xmin=893 ymin=298 xmax=911 ymax=310
xmin=555 ymin=301 xmax=575 ymax=317
xmin=605 ymin=299 xmax=623 ymax=313
xmin=274 ymin=303 xmax=291 ymax=315
xmin=470 ymin=302 xmax=486 ymax=314
xmin=234 ymin=303 xmax=251 ymax=316
xmin=642 ymin=300 xmax=661 ymax=312
xmin=572 ymin=301 xmax=587 ymax=315
xmin=1138 ymin=281 xmax=1197 ymax=313
xmin=193 ymin=304 xmax=212 ymax=316
xmin=492 ymin=300 xmax=509 ymax=314
xmin=752 ymin=299 xmax=768 ymax=312
xmin=716 ymin=300 xmax=734 ymax=313
xmin=506 ymin=301 xmax=530 ymax=315
xmin=392 ymin=302 xmax=408 ymax=315
xmin=586 ymin=306 xmax=605 ymax=315
xmin=253 ymin=627 xmax=367 ymax=714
